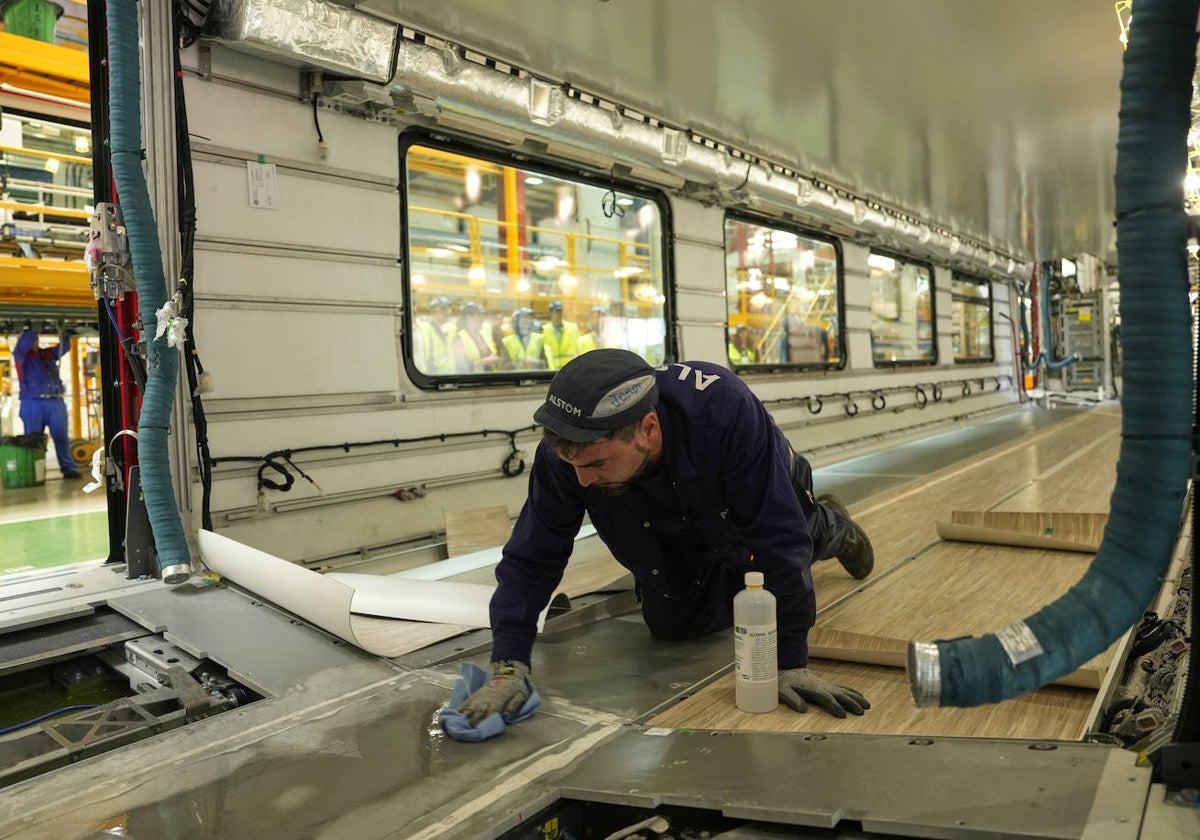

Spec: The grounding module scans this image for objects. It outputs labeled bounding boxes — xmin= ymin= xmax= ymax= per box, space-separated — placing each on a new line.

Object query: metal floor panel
xmin=437 ymin=612 xmax=736 ymax=723
xmin=813 ymin=405 xmax=1084 ymax=505
xmin=551 ymin=727 xmax=1149 ymax=839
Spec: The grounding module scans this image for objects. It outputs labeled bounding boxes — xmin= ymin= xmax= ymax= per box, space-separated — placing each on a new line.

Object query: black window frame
xmin=950 ymin=271 xmax=995 ymax=364
xmin=721 ymin=210 xmax=847 ymax=374
xmin=398 ymin=127 xmax=675 ymax=390
xmin=867 ymin=248 xmax=937 ymax=368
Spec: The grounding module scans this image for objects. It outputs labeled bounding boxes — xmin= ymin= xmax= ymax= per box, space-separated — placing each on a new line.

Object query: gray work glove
xmin=458 ymin=660 xmax=531 ymax=726
xmin=778 ymin=668 xmax=870 ymax=718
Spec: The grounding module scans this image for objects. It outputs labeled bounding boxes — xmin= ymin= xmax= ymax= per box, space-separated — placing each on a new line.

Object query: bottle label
xmin=734 ymin=622 xmax=777 ymax=682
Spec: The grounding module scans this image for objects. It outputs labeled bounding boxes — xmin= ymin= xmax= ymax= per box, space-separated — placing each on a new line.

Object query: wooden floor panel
xmin=649 ymin=660 xmax=1096 ymax=741
xmin=652 ymin=406 xmax=1125 ymax=738
xmin=810 ymin=409 xmax=1120 ymax=609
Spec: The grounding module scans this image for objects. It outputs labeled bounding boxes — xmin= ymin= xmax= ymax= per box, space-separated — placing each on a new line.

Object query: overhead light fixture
xmin=525 ymin=176 xmax=544 ymax=186
xmin=464 ymin=167 xmax=482 ymax=204
xmin=74 ymin=135 xmax=91 ymax=154
xmin=43 ymin=158 xmax=60 ymax=174
xmin=412 ymin=273 xmax=426 ymax=285
xmin=558 ymin=273 xmax=578 ymax=290
xmin=555 ymin=188 xmax=575 ymax=223
xmin=616 ymin=197 xmax=634 ymax=207
xmin=467 ymin=264 xmax=487 ymax=286
xmin=634 ymin=282 xmax=657 ymax=301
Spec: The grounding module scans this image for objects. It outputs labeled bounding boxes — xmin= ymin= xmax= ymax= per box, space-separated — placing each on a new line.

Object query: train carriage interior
xmin=0 ymin=0 xmax=1197 ymax=838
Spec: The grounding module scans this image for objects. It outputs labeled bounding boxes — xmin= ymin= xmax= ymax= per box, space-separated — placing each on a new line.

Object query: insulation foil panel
xmin=209 ymin=0 xmax=397 ymax=83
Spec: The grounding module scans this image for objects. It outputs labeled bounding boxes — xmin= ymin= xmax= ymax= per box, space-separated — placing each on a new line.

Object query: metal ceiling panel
xmin=355 ymin=0 xmax=1125 ymax=264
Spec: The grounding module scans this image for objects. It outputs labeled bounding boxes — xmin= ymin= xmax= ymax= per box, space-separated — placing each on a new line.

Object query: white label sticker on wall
xmin=247 ymin=161 xmax=279 ymax=209
xmin=995 ymin=620 xmax=1044 ymax=667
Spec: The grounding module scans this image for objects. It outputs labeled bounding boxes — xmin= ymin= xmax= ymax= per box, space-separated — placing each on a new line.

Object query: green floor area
xmin=0 ymin=512 xmax=109 ymax=575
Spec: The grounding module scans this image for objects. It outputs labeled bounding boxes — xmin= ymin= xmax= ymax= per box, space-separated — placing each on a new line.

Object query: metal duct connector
xmin=209 ymin=0 xmax=397 ymax=83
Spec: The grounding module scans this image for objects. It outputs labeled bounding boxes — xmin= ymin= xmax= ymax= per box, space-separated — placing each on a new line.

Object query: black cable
xmin=172 ymin=2 xmax=215 ymax=530
xmin=732 ymin=159 xmax=752 ymax=192
xmin=763 ymin=376 xmax=1010 ymax=415
xmin=215 ymin=426 xmax=540 ymax=497
xmin=176 ymin=0 xmax=213 ymax=47
xmin=600 ymin=166 xmax=624 ymax=219
xmin=312 ymin=92 xmax=325 ymax=143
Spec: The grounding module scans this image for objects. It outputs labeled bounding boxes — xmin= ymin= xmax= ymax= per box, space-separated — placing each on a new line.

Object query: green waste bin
xmin=0 ymin=433 xmax=47 ymax=489
xmin=1 ymin=0 xmax=64 ymax=43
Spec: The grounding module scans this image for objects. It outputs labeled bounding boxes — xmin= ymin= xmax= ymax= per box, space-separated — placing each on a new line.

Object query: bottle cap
xmin=745 ymin=571 xmax=764 ymax=587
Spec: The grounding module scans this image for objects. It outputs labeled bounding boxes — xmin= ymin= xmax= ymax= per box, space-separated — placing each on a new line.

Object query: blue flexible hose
xmin=908 ymin=0 xmax=1195 ymax=707
xmin=0 ymin=705 xmax=99 ymax=736
xmin=107 ymin=1 xmax=191 ymax=584
xmin=1023 ymin=265 xmax=1079 ymax=373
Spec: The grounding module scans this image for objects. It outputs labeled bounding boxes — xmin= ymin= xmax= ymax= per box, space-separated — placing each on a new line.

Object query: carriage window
xmin=868 ymin=252 xmax=935 ymax=365
xmin=723 ymin=217 xmax=842 ymax=369
xmin=951 ymin=273 xmax=993 ymax=362
xmin=403 ymin=142 xmax=667 ymax=382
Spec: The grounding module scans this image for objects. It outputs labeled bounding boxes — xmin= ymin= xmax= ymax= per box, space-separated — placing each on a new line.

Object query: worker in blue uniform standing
xmin=461 ymin=349 xmax=873 ymax=724
xmin=13 ymin=327 xmax=80 ymax=479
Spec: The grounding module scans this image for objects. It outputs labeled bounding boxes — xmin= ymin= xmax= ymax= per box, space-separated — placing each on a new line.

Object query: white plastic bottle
xmin=733 ymin=571 xmax=778 ymax=713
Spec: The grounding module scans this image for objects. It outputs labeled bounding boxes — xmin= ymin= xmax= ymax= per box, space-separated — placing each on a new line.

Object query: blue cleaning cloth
xmin=437 ymin=662 xmax=541 ymax=742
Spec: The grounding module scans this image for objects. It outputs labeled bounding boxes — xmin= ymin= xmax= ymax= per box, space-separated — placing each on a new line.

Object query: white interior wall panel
xmin=209 ymin=435 xmax=534 ymax=514
xmin=191 ymin=158 xmax=397 ymax=256
xmin=184 ymin=75 xmax=401 ymax=182
xmin=838 ymin=243 xmax=873 ymax=372
xmin=182 ymin=44 xmax=301 ymax=108
xmin=200 ymin=396 xmax=545 ymax=466
xmin=194 ymin=307 xmax=399 ymax=399
xmin=194 ymin=250 xmax=400 ymax=306
xmin=216 ymin=473 xmax=526 ymax=567
xmin=201 ymin=395 xmax=546 ymax=532
xmin=670 ymin=199 xmax=729 ymax=363
xmin=676 ymin=323 xmax=726 ymax=366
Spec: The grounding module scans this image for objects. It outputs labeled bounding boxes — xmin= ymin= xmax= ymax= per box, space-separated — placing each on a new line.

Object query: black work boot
xmin=817 ymin=494 xmax=874 ymax=580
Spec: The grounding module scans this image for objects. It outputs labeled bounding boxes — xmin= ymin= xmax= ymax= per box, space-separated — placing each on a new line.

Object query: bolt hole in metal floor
xmin=0 ymin=403 xmax=1194 ymax=839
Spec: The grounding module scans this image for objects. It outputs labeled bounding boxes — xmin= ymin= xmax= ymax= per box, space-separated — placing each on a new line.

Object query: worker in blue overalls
xmin=13 ymin=327 xmax=80 ymax=479
xmin=461 ymin=349 xmax=875 ymax=724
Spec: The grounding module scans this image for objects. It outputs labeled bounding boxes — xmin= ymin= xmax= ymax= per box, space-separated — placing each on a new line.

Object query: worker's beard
xmin=594 ymin=444 xmax=657 ymax=497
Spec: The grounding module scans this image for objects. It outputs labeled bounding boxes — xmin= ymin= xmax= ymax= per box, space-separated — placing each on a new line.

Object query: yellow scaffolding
xmin=0 ymin=32 xmax=89 ymax=104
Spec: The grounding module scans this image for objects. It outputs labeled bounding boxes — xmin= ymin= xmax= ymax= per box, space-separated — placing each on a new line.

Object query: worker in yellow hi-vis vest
xmin=453 ymin=302 xmax=502 ymax=373
xmin=501 ymin=308 xmax=545 ymax=370
xmin=541 ymin=300 xmax=580 ymax=369
xmin=413 ymin=297 xmax=457 ymax=375
xmin=727 ymin=324 xmax=757 ymax=366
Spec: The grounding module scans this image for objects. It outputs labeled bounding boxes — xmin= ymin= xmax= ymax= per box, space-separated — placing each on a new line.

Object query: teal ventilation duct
xmin=908 ymin=0 xmax=1195 ymax=707
xmin=107 ymin=0 xmax=192 ymax=584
